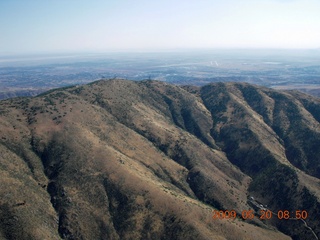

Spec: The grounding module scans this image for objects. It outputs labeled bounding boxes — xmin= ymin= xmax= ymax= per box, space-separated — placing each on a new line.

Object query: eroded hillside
xmin=0 ymin=79 xmax=319 ymax=240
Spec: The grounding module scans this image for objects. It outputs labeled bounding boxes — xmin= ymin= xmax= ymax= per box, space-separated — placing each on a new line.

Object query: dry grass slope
xmin=0 ymin=79 xmax=319 ymax=239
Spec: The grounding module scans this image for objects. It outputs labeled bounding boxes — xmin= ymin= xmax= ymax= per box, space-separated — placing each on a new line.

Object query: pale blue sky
xmin=1 ymin=0 xmax=320 ymax=54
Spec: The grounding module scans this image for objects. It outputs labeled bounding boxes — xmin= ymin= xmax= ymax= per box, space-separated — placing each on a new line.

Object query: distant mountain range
xmin=0 ymin=88 xmax=49 ymax=100
xmin=0 ymin=79 xmax=319 ymax=239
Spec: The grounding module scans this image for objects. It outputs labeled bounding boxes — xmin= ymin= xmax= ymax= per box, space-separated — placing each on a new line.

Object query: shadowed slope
xmin=1 ymin=79 xmax=319 ymax=239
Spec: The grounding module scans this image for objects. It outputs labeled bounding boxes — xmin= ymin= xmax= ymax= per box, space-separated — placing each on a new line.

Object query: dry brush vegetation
xmin=0 ymin=79 xmax=320 ymax=239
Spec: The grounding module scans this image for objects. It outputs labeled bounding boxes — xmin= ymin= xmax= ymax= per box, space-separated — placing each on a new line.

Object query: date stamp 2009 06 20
xmin=212 ymin=209 xmax=308 ymax=220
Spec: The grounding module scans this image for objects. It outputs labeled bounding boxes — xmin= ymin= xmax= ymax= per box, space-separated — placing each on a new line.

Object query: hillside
xmin=0 ymin=79 xmax=319 ymax=240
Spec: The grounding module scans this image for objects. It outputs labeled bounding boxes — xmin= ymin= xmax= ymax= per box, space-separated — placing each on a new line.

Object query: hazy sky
xmin=1 ymin=0 xmax=320 ymax=54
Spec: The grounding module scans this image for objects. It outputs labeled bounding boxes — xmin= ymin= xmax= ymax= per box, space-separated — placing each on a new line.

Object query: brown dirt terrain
xmin=0 ymin=79 xmax=319 ymax=239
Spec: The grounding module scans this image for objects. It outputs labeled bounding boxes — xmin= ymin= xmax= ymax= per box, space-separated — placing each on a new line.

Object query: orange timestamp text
xmin=212 ymin=209 xmax=308 ymax=220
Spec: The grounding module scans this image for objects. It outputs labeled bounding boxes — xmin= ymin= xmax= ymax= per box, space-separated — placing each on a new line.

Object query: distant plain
xmin=1 ymin=49 xmax=320 ymax=99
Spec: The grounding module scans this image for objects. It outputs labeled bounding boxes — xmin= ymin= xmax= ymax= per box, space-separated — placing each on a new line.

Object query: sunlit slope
xmin=1 ymin=79 xmax=319 ymax=239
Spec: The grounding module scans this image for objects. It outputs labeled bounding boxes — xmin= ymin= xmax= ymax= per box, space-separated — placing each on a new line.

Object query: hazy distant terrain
xmin=1 ymin=79 xmax=320 ymax=239
xmin=1 ymin=50 xmax=320 ymax=99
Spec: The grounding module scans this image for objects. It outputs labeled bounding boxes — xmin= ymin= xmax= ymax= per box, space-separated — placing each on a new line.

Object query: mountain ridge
xmin=0 ymin=79 xmax=319 ymax=239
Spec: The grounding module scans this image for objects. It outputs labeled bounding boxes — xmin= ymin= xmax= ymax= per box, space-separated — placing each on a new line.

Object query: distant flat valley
xmin=1 ymin=49 xmax=320 ymax=99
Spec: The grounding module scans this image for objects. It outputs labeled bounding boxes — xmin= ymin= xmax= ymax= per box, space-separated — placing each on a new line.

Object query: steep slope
xmin=0 ymin=79 xmax=319 ymax=240
xmin=199 ymin=82 xmax=320 ymax=239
